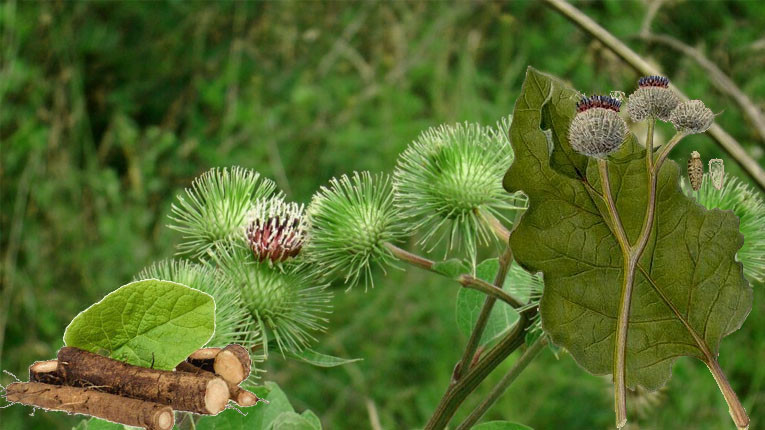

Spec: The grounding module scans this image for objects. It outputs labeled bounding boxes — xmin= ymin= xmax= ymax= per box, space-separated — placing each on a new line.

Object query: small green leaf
xmin=196 ymin=381 xmax=293 ymax=430
xmin=63 ymin=279 xmax=215 ymax=370
xmin=72 ymin=418 xmax=126 ymax=430
xmin=473 ymin=421 xmax=534 ymax=430
xmin=433 ymin=258 xmax=468 ymax=279
xmin=300 ymin=410 xmax=322 ymax=429
xmin=287 ymin=348 xmax=362 ymax=367
xmin=272 ymin=411 xmax=322 ymax=430
xmin=455 ymin=259 xmax=522 ymax=345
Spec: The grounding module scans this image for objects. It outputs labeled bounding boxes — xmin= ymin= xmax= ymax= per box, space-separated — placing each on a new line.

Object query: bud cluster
xmin=569 ymin=76 xmax=717 ymax=159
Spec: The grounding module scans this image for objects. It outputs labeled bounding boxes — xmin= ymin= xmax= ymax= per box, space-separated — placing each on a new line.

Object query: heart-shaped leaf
xmin=63 ymin=279 xmax=215 ymax=370
xmin=503 ymin=67 xmax=752 ymax=392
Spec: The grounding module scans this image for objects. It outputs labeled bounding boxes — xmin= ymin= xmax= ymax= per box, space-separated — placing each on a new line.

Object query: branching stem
xmin=424 ymin=309 xmax=537 ymax=430
xmin=456 ymin=336 xmax=548 ymax=430
xmin=454 ymin=246 xmax=514 ymax=383
xmin=383 ymin=243 xmax=522 ymax=308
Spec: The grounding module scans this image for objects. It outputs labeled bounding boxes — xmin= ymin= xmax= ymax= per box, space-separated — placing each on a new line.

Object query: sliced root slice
xmin=175 ymin=360 xmax=261 ymax=406
xmin=213 ymin=344 xmax=251 ymax=384
xmin=4 ymin=382 xmax=174 ymax=430
xmin=57 ymin=347 xmax=228 ymax=415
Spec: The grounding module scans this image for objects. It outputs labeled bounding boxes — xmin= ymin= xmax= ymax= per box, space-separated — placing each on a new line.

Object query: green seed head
xmin=212 ymin=241 xmax=331 ymax=353
xmin=683 ymin=174 xmax=765 ymax=284
xmin=169 ymin=167 xmax=280 ymax=259
xmin=670 ymin=100 xmax=714 ymax=134
xmin=135 ymin=259 xmax=259 ymax=350
xmin=305 ymin=172 xmax=405 ymax=290
xmin=393 ymin=118 xmax=523 ymax=256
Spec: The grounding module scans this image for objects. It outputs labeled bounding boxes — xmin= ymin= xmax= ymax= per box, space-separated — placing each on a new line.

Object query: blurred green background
xmin=1 ymin=1 xmax=763 ymax=429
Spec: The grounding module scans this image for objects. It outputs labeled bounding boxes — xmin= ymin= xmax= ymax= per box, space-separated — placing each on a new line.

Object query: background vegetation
xmin=1 ymin=1 xmax=763 ymax=429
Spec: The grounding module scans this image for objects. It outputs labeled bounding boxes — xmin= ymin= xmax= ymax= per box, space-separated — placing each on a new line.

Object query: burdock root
xmin=182 ymin=344 xmax=251 ymax=384
xmin=213 ymin=344 xmax=251 ymax=384
xmin=176 ymin=361 xmax=261 ymax=407
xmin=4 ymin=382 xmax=174 ymax=430
xmin=57 ymin=347 xmax=229 ymax=415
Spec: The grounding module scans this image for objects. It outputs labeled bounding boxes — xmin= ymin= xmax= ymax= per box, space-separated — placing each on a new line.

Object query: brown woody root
xmin=5 ymin=382 xmax=174 ymax=430
xmin=186 ymin=347 xmax=221 ymax=373
xmin=176 ymin=361 xmax=261 ymax=407
xmin=57 ymin=347 xmax=228 ymax=415
xmin=213 ymin=344 xmax=251 ymax=384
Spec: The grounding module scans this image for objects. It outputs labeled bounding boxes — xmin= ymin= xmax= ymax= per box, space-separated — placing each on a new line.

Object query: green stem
xmin=458 ymin=273 xmax=524 ymax=309
xmin=456 ymin=336 xmax=548 ymax=430
xmin=478 ymin=209 xmax=512 ymax=243
xmin=597 ymin=158 xmax=633 ymax=429
xmin=424 ymin=309 xmax=537 ymax=430
xmin=453 ymin=246 xmax=514 ymax=382
xmin=383 ymin=242 xmax=522 ymax=308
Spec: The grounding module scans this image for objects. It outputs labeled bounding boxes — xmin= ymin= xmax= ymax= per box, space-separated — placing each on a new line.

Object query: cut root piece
xmin=213 ymin=344 xmax=251 ymax=384
xmin=57 ymin=347 xmax=229 ymax=415
xmin=29 ymin=360 xmax=63 ymax=385
xmin=187 ymin=347 xmax=221 ymax=373
xmin=4 ymin=382 xmax=174 ymax=430
xmin=175 ymin=360 xmax=261 ymax=407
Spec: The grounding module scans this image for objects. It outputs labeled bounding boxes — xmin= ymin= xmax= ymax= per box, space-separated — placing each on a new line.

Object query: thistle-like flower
xmin=670 ymin=100 xmax=714 ymax=134
xmin=135 ymin=259 xmax=259 ymax=350
xmin=568 ymin=95 xmax=628 ymax=158
xmin=212 ymin=241 xmax=332 ymax=354
xmin=169 ymin=167 xmax=280 ymax=259
xmin=305 ymin=172 xmax=405 ymax=290
xmin=682 ymin=174 xmax=765 ymax=283
xmin=393 ymin=118 xmax=524 ymax=257
xmin=246 ymin=198 xmax=306 ymax=264
xmin=627 ymin=75 xmax=680 ymax=122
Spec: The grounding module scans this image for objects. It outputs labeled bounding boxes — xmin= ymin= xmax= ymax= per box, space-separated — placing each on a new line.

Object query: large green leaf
xmin=63 ymin=279 xmax=215 ymax=370
xmin=503 ymin=67 xmax=752 ymax=390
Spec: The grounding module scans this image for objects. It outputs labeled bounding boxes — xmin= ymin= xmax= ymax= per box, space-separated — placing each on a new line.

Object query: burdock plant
xmin=169 ymin=167 xmax=280 ymax=258
xmin=393 ymin=118 xmax=525 ymax=258
xmin=211 ymin=240 xmax=331 ymax=355
xmin=120 ymin=69 xmax=761 ymax=430
xmin=305 ymin=171 xmax=406 ymax=290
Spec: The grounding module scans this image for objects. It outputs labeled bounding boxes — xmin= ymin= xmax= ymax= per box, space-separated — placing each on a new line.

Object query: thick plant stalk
xmin=456 ymin=336 xmax=548 ymax=429
xmin=57 ymin=347 xmax=229 ymax=415
xmin=5 ymin=382 xmax=174 ymax=430
xmin=175 ymin=361 xmax=260 ymax=407
xmin=597 ymin=159 xmax=634 ymax=428
xmin=424 ymin=311 xmax=536 ymax=430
